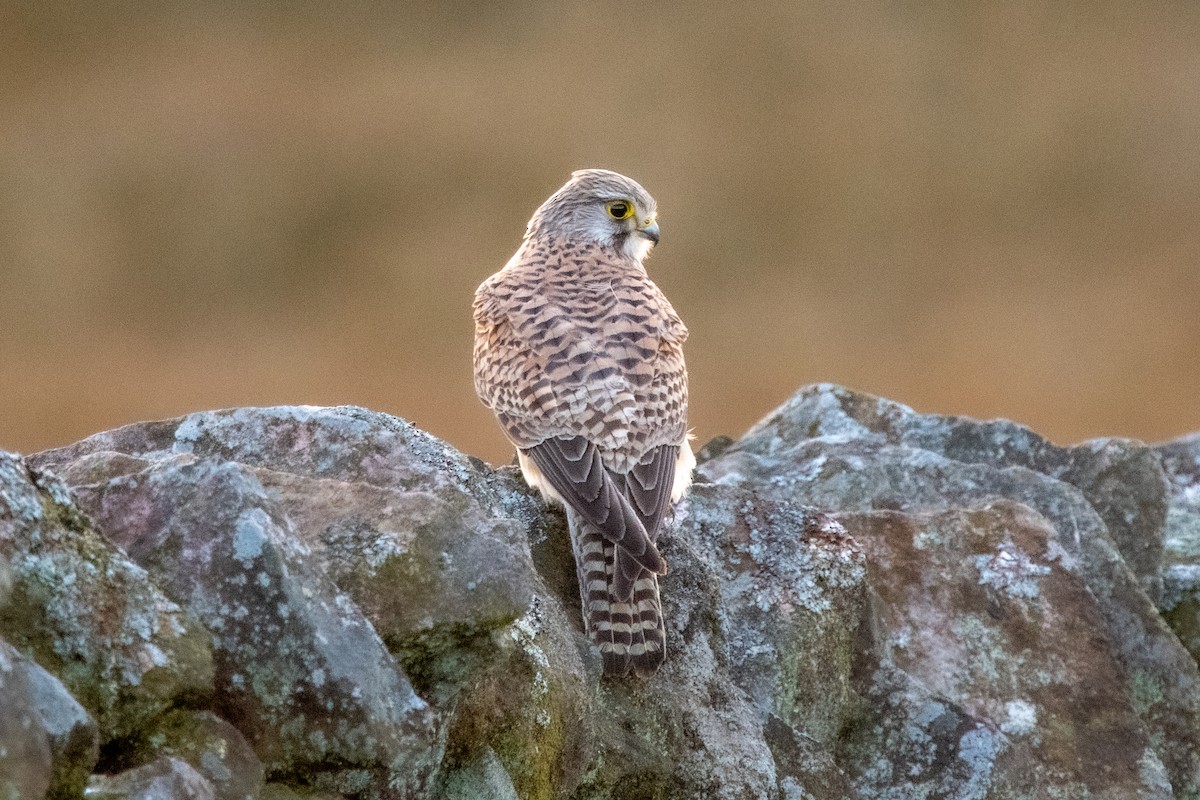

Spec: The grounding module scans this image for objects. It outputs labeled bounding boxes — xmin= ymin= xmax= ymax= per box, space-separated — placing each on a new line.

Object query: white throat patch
xmin=622 ymin=235 xmax=655 ymax=263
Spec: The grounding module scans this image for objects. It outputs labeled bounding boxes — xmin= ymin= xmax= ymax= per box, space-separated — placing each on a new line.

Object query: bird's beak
xmin=638 ymin=219 xmax=660 ymax=244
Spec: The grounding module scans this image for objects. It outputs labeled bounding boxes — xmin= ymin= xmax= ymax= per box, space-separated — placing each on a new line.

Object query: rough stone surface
xmin=0 ymin=451 xmax=213 ymax=745
xmin=836 ymin=502 xmax=1168 ymax=799
xmin=1157 ymin=433 xmax=1200 ymax=664
xmin=438 ymin=748 xmax=521 ymax=800
xmin=563 ymin=528 xmax=780 ymax=800
xmin=23 ymin=647 xmax=100 ymax=800
xmin=135 ymin=710 xmax=264 ymax=800
xmin=87 ymin=755 xmax=216 ymax=800
xmin=0 ymin=637 xmax=53 ymax=800
xmin=31 ymin=406 xmax=866 ymax=800
xmin=733 ymin=383 xmax=1169 ymax=602
xmin=701 ymin=385 xmax=1200 ymax=797
xmin=515 ymin=480 xmax=866 ymax=800
xmin=258 ymin=786 xmax=347 ymax=800
xmin=0 ymin=389 xmax=1195 ymax=799
xmin=49 ymin=453 xmax=440 ymax=797
xmin=676 ymin=485 xmax=866 ymax=746
xmin=764 ymin=716 xmax=862 ymax=800
xmin=36 ymin=406 xmax=542 ymax=683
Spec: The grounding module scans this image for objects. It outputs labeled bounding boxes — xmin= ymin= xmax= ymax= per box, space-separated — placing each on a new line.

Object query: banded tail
xmin=567 ymin=510 xmax=665 ymax=678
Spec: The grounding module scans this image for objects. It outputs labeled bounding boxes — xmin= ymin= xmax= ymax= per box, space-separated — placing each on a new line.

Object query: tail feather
xmin=567 ymin=511 xmax=665 ymax=677
xmin=629 ymin=566 xmax=665 ymax=678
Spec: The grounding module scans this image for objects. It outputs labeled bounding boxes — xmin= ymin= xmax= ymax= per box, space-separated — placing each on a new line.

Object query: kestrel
xmin=473 ymin=169 xmax=694 ymax=678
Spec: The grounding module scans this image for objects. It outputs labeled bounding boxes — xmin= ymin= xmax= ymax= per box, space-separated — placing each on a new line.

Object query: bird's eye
xmin=606 ymin=201 xmax=633 ymax=220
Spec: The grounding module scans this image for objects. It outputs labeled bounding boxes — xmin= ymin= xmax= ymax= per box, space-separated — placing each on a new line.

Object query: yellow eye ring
xmin=605 ymin=200 xmax=635 ymax=220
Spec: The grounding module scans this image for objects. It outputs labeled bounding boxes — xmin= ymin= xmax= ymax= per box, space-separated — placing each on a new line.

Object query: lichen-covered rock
xmin=837 ymin=502 xmax=1169 ymax=799
xmin=434 ymin=588 xmax=594 ymax=800
xmin=0 ymin=452 xmax=213 ymax=744
xmin=701 ymin=385 xmax=1200 ymax=796
xmin=12 ymin=396 xmax=1200 ymax=800
xmin=763 ymin=716 xmax=862 ymax=800
xmin=1156 ymin=433 xmax=1200 ymax=663
xmin=258 ymin=784 xmax=347 ymax=800
xmin=87 ymin=755 xmax=216 ymax=800
xmin=132 ymin=710 xmax=264 ymax=800
xmin=36 ymin=407 xmax=542 ymax=680
xmin=249 ymin=468 xmax=540 ymax=694
xmin=0 ymin=638 xmax=53 ymax=800
xmin=445 ymin=493 xmax=786 ymax=800
xmin=676 ymin=485 xmax=866 ymax=747
xmin=568 ymin=529 xmax=781 ymax=800
xmin=23 ymin=646 xmax=100 ymax=800
xmin=841 ymin=662 xmax=1009 ymax=800
xmin=438 ymin=747 xmax=521 ymax=800
xmin=0 ymin=634 xmax=99 ymax=800
xmin=34 ymin=407 xmax=555 ymax=796
xmin=511 ymin=481 xmax=864 ymax=800
xmin=46 ymin=453 xmax=439 ymax=797
xmin=737 ymin=383 xmax=1169 ymax=601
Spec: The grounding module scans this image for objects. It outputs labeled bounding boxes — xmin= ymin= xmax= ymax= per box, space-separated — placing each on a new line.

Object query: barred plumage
xmin=473 ymin=169 xmax=693 ymax=677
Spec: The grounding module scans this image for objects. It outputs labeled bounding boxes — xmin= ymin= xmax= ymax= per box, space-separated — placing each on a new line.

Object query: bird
xmin=473 ymin=169 xmax=694 ymax=678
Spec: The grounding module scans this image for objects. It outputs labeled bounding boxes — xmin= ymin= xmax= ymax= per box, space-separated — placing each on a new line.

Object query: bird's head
xmin=525 ymin=169 xmax=660 ymax=261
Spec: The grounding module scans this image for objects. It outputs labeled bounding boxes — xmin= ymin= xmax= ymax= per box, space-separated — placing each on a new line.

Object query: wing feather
xmin=524 ymin=436 xmax=667 ymax=576
xmin=612 ymin=444 xmax=678 ymax=600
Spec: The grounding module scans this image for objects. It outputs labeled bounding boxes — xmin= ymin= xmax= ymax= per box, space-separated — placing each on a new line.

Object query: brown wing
xmin=612 ymin=443 xmax=679 ymax=599
xmin=624 ymin=443 xmax=679 ymax=540
xmin=522 ymin=435 xmax=666 ymax=575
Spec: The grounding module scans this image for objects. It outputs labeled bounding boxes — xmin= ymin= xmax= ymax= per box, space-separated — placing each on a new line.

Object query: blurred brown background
xmin=2 ymin=2 xmax=1197 ymax=465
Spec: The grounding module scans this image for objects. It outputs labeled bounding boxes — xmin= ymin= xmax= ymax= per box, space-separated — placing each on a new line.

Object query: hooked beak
xmin=638 ymin=219 xmax=660 ymax=245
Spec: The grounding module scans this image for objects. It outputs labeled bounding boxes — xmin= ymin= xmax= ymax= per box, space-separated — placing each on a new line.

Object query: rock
xmin=735 ymin=383 xmax=1169 ymax=601
xmin=675 ymin=485 xmax=866 ymax=747
xmin=134 ymin=710 xmax=264 ymax=800
xmin=49 ymin=453 xmax=440 ymax=797
xmin=517 ymin=482 xmax=864 ymax=800
xmin=447 ymin=495 xmax=787 ymax=800
xmin=258 ymin=785 xmax=347 ymax=800
xmin=0 ymin=552 xmax=12 ymax=606
xmin=36 ymin=407 xmax=543 ymax=689
xmin=763 ymin=716 xmax=862 ymax=800
xmin=0 ymin=451 xmax=213 ymax=744
xmin=837 ymin=502 xmax=1168 ymax=799
xmin=438 ymin=748 xmax=520 ymax=800
xmin=842 ymin=662 xmax=1011 ymax=800
xmin=437 ymin=590 xmax=594 ymax=800
xmin=581 ymin=531 xmax=779 ymax=800
xmin=0 ymin=638 xmax=53 ymax=800
xmin=694 ymin=434 xmax=736 ymax=464
xmin=87 ymin=756 xmax=216 ymax=800
xmin=33 ymin=407 xmax=558 ymax=796
xmin=247 ymin=467 xmax=540 ymax=698
xmin=701 ymin=384 xmax=1200 ymax=796
xmin=0 ymin=635 xmax=100 ymax=800
xmin=1156 ymin=433 xmax=1200 ymax=662
xmin=23 ymin=648 xmax=101 ymax=800
xmin=1159 ymin=433 xmax=1200 ymax=497
xmin=6 ymin=394 xmax=1197 ymax=799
